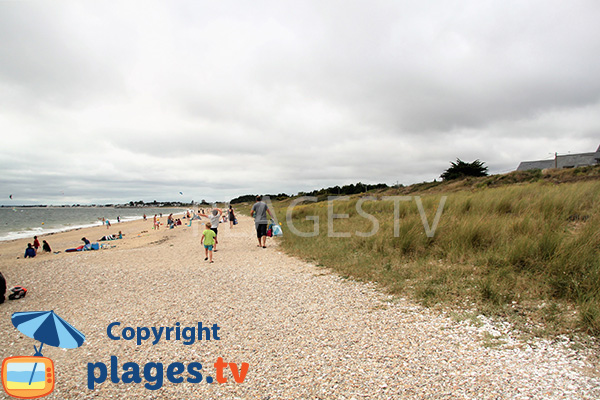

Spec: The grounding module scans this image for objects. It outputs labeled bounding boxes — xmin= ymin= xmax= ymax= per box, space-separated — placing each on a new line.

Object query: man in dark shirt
xmin=251 ymin=195 xmax=272 ymax=248
xmin=24 ymin=243 xmax=36 ymax=258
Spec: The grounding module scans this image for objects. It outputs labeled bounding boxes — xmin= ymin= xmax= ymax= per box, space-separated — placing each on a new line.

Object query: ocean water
xmin=0 ymin=207 xmax=186 ymax=241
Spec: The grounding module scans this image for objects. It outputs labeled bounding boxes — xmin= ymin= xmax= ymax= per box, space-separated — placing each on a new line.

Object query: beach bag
xmin=8 ymin=286 xmax=27 ymax=300
xmin=0 ymin=272 xmax=6 ymax=304
xmin=272 ymin=224 xmax=283 ymax=236
xmin=233 ymin=218 xmax=238 ymax=225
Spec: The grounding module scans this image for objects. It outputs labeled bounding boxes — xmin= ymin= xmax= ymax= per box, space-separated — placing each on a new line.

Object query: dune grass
xmin=270 ymin=178 xmax=600 ymax=336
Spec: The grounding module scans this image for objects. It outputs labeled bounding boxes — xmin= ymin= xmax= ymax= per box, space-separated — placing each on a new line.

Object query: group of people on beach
xmin=24 ymin=236 xmax=51 ymax=258
xmin=100 ymin=216 xmax=124 ymax=229
xmin=166 ymin=213 xmax=184 ymax=229
xmin=23 ymin=229 xmax=123 ymax=258
xmin=21 ymin=198 xmax=274 ymax=262
xmin=199 ymin=197 xmax=272 ymax=263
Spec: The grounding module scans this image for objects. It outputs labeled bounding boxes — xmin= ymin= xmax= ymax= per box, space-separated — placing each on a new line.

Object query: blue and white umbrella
xmin=11 ymin=310 xmax=85 ymax=386
xmin=12 ymin=310 xmax=85 ymax=355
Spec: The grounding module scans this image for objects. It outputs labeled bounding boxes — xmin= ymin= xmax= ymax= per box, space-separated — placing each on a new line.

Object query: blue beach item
xmin=11 ymin=310 xmax=85 ymax=386
xmin=12 ymin=311 xmax=85 ymax=353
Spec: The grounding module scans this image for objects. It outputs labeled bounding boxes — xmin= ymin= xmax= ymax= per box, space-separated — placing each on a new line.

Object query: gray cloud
xmin=1 ymin=0 xmax=599 ymax=204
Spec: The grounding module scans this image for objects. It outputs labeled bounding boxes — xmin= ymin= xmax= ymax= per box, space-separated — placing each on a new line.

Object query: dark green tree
xmin=441 ymin=158 xmax=488 ymax=181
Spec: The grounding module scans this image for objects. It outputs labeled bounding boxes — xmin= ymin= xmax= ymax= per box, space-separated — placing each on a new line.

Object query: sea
xmin=0 ymin=207 xmax=187 ymax=242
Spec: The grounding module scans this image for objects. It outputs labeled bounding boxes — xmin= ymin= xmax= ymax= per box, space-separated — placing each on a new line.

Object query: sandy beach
xmin=1 ymin=214 xmax=599 ymax=399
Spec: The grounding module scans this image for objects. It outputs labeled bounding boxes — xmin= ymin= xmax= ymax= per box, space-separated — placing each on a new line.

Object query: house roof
xmin=516 ymin=160 xmax=554 ymax=171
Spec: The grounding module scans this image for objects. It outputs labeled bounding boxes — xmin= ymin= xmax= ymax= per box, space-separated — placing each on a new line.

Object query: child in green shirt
xmin=202 ymin=222 xmax=217 ymax=263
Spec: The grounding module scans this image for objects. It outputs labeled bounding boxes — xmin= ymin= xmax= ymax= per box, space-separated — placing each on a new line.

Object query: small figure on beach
xmin=228 ymin=205 xmax=236 ymax=229
xmin=118 ymin=231 xmax=123 ymax=239
xmin=106 ymin=219 xmax=111 ymax=229
xmin=117 ymin=216 xmax=121 ymax=223
xmin=153 ymin=214 xmax=160 ymax=230
xmin=42 ymin=240 xmax=52 ymax=252
xmin=199 ymin=209 xmax=222 ymax=251
xmin=24 ymin=243 xmax=36 ymax=258
xmin=251 ymin=195 xmax=271 ymax=248
xmin=202 ymin=222 xmax=217 ymax=263
xmin=82 ymin=237 xmax=90 ymax=245
xmin=33 ymin=236 xmax=40 ymax=250
xmin=0 ymin=271 xmax=6 ymax=303
xmin=143 ymin=214 xmax=147 ymax=221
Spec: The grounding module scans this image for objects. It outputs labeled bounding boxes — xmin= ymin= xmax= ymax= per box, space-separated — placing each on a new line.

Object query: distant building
xmin=517 ymin=144 xmax=600 ymax=171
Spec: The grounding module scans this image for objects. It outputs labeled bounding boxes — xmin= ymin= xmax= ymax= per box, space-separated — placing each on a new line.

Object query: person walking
xmin=201 ymin=222 xmax=217 ymax=263
xmin=251 ymin=195 xmax=271 ymax=248
xmin=228 ymin=205 xmax=236 ymax=229
xmin=199 ymin=208 xmax=222 ymax=251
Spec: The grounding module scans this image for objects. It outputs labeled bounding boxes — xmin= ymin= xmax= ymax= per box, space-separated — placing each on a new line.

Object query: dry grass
xmin=271 ymin=170 xmax=600 ymax=337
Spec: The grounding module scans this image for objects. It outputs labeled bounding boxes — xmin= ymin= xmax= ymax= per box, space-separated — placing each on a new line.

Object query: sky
xmin=1 ymin=0 xmax=599 ymax=205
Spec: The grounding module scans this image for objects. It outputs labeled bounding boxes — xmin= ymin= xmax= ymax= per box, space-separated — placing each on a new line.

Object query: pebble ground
xmin=1 ymin=216 xmax=599 ymax=399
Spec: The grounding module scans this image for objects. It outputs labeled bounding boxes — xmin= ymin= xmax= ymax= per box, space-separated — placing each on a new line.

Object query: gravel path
xmin=1 ymin=216 xmax=599 ymax=399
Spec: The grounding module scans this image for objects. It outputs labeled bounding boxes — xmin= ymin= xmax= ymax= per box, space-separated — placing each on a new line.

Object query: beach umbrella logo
xmin=2 ymin=311 xmax=85 ymax=399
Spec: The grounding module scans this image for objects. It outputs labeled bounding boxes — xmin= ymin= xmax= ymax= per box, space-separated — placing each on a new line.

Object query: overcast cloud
xmin=1 ymin=0 xmax=599 ymax=204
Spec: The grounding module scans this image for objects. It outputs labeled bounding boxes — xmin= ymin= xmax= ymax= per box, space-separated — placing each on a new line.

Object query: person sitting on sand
xmin=82 ymin=237 xmax=90 ymax=245
xmin=24 ymin=243 xmax=36 ymax=258
xmin=202 ymin=222 xmax=217 ymax=263
xmin=118 ymin=231 xmax=123 ymax=239
xmin=33 ymin=236 xmax=40 ymax=251
xmin=42 ymin=240 xmax=51 ymax=252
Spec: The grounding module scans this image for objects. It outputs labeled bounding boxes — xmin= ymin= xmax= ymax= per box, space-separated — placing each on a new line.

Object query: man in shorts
xmin=251 ymin=195 xmax=272 ymax=248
